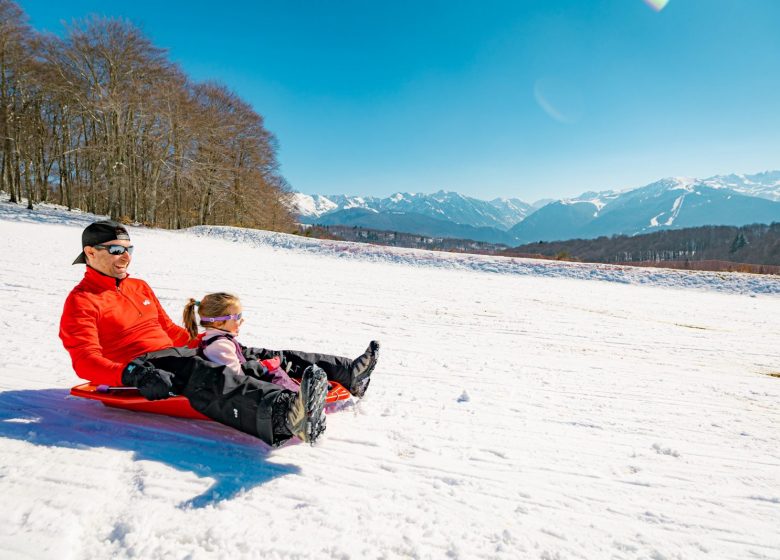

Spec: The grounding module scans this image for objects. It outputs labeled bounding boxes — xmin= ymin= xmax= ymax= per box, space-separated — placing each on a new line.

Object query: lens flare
xmin=642 ymin=0 xmax=669 ymax=11
xmin=533 ymin=77 xmax=584 ymax=125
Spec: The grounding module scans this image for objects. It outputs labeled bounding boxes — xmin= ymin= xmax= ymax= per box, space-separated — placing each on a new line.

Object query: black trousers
xmin=137 ymin=346 xmax=353 ymax=446
xmin=242 ymin=345 xmax=353 ymax=388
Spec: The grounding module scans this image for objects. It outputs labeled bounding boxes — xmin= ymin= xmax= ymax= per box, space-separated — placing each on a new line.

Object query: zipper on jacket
xmin=117 ymin=285 xmax=143 ymax=317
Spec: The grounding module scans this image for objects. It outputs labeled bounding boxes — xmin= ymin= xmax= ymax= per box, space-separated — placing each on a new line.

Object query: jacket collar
xmin=81 ymin=265 xmax=130 ymax=290
xmin=202 ymin=327 xmax=236 ymax=340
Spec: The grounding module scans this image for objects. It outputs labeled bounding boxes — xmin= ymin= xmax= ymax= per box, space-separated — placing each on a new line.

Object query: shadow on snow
xmin=0 ymin=388 xmax=300 ymax=509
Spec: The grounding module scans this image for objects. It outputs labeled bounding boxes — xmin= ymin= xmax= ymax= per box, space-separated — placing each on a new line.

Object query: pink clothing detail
xmin=199 ymin=329 xmax=299 ymax=392
xmin=201 ymin=329 xmax=245 ymax=377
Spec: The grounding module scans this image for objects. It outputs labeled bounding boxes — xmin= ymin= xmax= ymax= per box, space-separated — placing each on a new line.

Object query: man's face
xmin=84 ymin=239 xmax=132 ymax=279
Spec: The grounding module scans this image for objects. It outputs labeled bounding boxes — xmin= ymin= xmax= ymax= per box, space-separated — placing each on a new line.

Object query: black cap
xmin=73 ymin=220 xmax=131 ymax=265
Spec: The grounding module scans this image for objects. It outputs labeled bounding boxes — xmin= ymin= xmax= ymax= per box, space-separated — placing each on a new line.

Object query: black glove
xmin=137 ymin=368 xmax=174 ymax=401
xmin=242 ymin=359 xmax=269 ymax=380
xmin=122 ymin=359 xmax=175 ymax=401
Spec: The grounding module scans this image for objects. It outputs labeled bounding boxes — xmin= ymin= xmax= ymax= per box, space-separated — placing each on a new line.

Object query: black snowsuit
xmin=136 ymin=344 xmax=353 ymax=446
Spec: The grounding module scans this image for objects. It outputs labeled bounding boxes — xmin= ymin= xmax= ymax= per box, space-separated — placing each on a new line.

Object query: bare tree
xmin=1 ymin=1 xmax=297 ymax=234
xmin=0 ymin=0 xmax=36 ymax=203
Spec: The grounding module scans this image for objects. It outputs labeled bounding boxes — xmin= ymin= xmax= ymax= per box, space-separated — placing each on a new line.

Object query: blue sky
xmin=16 ymin=0 xmax=780 ymax=202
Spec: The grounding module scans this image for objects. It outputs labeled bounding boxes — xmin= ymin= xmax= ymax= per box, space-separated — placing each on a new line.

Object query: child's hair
xmin=183 ymin=292 xmax=241 ymax=338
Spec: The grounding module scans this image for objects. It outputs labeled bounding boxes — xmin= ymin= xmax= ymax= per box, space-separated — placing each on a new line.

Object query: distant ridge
xmin=292 ymin=171 xmax=780 ymax=245
xmin=508 ymin=177 xmax=780 ymax=244
xmin=293 ymin=190 xmax=536 ymax=230
xmin=309 ymin=207 xmax=519 ymax=245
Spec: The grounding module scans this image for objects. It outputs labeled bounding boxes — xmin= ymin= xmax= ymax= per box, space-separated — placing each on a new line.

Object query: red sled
xmin=70 ymin=380 xmax=351 ymax=421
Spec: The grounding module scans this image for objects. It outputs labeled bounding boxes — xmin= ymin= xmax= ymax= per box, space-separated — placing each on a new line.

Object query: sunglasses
xmin=93 ymin=244 xmax=134 ymax=256
xmin=200 ymin=313 xmax=243 ymax=322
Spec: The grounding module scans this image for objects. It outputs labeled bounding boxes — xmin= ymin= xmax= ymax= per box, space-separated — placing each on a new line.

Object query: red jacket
xmin=59 ymin=266 xmax=191 ymax=386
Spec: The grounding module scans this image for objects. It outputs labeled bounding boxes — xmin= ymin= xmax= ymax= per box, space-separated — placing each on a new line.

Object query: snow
xmin=664 ymin=195 xmax=686 ymax=226
xmin=702 ymin=173 xmax=780 ymax=203
xmin=349 ymin=196 xmax=367 ymax=206
xmin=561 ymin=197 xmax=611 ymax=212
xmin=560 ymin=199 xmax=594 ymax=207
xmin=1 ymin=199 xmax=780 ymax=559
xmin=341 ymin=197 xmax=368 ymax=210
xmin=289 ymin=193 xmax=338 ymax=218
xmin=669 ymin=177 xmax=697 ymax=191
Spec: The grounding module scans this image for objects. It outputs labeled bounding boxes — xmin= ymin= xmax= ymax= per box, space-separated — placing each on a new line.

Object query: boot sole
xmin=300 ymin=367 xmax=328 ymax=444
xmin=351 ymin=366 xmax=374 ymax=398
xmin=351 ymin=343 xmax=380 ymax=398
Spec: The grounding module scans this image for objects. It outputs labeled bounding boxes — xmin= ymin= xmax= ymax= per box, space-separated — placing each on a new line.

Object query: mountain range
xmin=292 ymin=171 xmax=780 ymax=245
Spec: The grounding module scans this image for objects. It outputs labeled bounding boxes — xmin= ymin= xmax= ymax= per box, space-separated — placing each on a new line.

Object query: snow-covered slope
xmin=1 ymin=200 xmax=779 ymax=559
xmin=289 ymin=192 xmax=339 ymax=217
xmin=704 ymin=171 xmax=780 ymax=202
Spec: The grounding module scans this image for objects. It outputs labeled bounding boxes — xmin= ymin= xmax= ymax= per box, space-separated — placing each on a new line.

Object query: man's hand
xmin=136 ymin=368 xmax=174 ymax=400
xmin=122 ymin=359 xmax=174 ymax=401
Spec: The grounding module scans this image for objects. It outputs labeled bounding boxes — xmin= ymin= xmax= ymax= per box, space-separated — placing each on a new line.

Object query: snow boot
xmin=286 ymin=365 xmax=328 ymax=444
xmin=349 ymin=340 xmax=380 ymax=398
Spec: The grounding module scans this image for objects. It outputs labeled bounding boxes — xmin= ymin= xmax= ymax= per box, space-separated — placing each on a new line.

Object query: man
xmin=60 ymin=220 xmax=380 ymax=446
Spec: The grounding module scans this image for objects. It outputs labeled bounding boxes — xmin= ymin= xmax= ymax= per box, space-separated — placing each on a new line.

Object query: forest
xmin=504 ymin=223 xmax=780 ymax=271
xmin=0 ymin=0 xmax=295 ymax=231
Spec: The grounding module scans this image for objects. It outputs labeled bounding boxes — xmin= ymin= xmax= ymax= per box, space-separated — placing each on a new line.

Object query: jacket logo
xmin=143 ymin=299 xmax=151 ymax=306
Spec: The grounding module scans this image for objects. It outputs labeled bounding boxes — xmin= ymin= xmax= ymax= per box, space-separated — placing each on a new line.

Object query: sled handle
xmin=96 ymin=384 xmax=138 ymax=393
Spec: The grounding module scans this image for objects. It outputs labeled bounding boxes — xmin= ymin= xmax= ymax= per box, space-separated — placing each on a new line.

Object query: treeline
xmin=618 ymin=259 xmax=780 ymax=275
xmin=0 ymin=0 xmax=295 ymax=231
xmin=504 ymin=223 xmax=780 ymax=267
xmin=308 ymin=224 xmax=509 ymax=253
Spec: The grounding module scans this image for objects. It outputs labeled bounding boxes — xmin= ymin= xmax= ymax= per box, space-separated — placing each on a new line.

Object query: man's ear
xmin=83 ymin=246 xmax=95 ymax=264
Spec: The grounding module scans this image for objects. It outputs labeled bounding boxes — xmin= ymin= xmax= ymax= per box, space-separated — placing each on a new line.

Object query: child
xmin=182 ymin=292 xmax=300 ymax=392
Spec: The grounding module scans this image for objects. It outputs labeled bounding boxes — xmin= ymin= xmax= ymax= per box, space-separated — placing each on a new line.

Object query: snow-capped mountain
xmin=289 ymin=193 xmax=341 ymax=217
xmin=309 ymin=208 xmax=520 ymax=245
xmin=702 ymin=171 xmax=780 ymax=202
xmin=503 ymin=190 xmax=622 ymax=244
xmin=292 ymin=190 xmax=534 ymax=231
xmin=509 ymin=176 xmax=780 ymax=243
xmin=292 ymin=171 xmax=780 ymax=246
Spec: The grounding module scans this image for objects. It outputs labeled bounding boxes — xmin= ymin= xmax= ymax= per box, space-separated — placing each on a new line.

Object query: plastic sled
xmin=70 ymin=380 xmax=351 ymax=421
